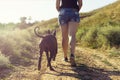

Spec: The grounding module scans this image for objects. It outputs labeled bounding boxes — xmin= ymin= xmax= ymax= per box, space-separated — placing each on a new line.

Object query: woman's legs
xmin=68 ymin=22 xmax=79 ymax=66
xmin=60 ymin=24 xmax=69 ymax=60
xmin=60 ymin=22 xmax=79 ymax=62
xmin=68 ymin=22 xmax=79 ymax=55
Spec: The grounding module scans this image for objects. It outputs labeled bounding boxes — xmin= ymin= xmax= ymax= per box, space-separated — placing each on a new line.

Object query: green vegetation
xmin=0 ymin=28 xmax=37 ymax=66
xmin=77 ymin=26 xmax=120 ymax=49
xmin=0 ymin=52 xmax=10 ymax=67
xmin=77 ymin=0 xmax=120 ymax=49
xmin=109 ymin=48 xmax=120 ymax=57
xmin=0 ymin=23 xmax=16 ymax=31
xmin=0 ymin=18 xmax=58 ymax=78
xmin=102 ymin=59 xmax=113 ymax=67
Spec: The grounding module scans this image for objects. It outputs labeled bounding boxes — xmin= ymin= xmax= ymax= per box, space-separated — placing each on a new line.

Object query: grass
xmin=76 ymin=0 xmax=120 ymax=49
xmin=109 ymin=48 xmax=120 ymax=57
xmin=109 ymin=51 xmax=120 ymax=57
xmin=0 ymin=52 xmax=10 ymax=67
xmin=102 ymin=59 xmax=113 ymax=67
xmin=77 ymin=25 xmax=120 ymax=49
xmin=0 ymin=25 xmax=37 ymax=79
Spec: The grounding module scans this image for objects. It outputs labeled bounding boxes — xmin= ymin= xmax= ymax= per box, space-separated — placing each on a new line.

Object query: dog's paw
xmin=38 ymin=67 xmax=41 ymax=71
xmin=47 ymin=64 xmax=49 ymax=67
xmin=50 ymin=67 xmax=55 ymax=71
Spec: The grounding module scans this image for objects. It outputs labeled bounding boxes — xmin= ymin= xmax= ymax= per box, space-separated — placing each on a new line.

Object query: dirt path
xmin=6 ymin=46 xmax=120 ymax=80
xmin=38 ymin=34 xmax=82 ymax=80
xmin=39 ymin=49 xmax=80 ymax=80
xmin=6 ymin=34 xmax=82 ymax=80
xmin=5 ymin=34 xmax=120 ymax=80
xmin=6 ymin=47 xmax=82 ymax=80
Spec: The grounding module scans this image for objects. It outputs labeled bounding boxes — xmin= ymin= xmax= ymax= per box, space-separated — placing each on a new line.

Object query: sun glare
xmin=0 ymin=0 xmax=57 ymax=23
xmin=0 ymin=0 xmax=117 ymax=23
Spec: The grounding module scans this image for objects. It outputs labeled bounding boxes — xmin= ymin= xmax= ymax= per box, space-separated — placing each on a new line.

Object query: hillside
xmin=79 ymin=0 xmax=120 ymax=27
xmin=77 ymin=0 xmax=120 ymax=49
xmin=0 ymin=0 xmax=120 ymax=80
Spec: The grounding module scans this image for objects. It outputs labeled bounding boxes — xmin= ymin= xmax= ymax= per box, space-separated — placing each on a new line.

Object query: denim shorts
xmin=58 ymin=8 xmax=80 ymax=25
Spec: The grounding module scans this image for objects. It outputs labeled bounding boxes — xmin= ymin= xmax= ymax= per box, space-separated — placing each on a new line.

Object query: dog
xmin=34 ymin=27 xmax=58 ymax=71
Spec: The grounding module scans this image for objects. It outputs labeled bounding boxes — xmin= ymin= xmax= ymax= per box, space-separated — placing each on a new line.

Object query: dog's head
xmin=46 ymin=29 xmax=56 ymax=37
xmin=34 ymin=26 xmax=56 ymax=38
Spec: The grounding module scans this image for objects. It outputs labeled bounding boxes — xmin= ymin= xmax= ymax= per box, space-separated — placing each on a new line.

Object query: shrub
xmin=100 ymin=26 xmax=120 ymax=47
xmin=76 ymin=27 xmax=88 ymax=41
xmin=78 ymin=27 xmax=99 ymax=48
xmin=0 ymin=28 xmax=37 ymax=66
xmin=109 ymin=50 xmax=120 ymax=57
xmin=9 ymin=53 xmax=33 ymax=66
xmin=77 ymin=25 xmax=120 ymax=49
xmin=0 ymin=52 xmax=10 ymax=67
xmin=0 ymin=36 xmax=15 ymax=56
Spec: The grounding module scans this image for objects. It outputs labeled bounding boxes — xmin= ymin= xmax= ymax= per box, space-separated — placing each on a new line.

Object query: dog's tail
xmin=34 ymin=26 xmax=44 ymax=38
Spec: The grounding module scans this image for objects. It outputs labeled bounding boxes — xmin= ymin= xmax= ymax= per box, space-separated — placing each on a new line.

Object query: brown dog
xmin=34 ymin=27 xmax=58 ymax=71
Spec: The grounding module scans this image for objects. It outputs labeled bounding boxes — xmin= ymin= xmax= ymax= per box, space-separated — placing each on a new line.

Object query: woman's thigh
xmin=68 ymin=22 xmax=79 ymax=36
xmin=60 ymin=24 xmax=69 ymax=38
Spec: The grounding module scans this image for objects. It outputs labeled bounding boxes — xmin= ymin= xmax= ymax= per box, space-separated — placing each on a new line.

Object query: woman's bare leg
xmin=68 ymin=22 xmax=79 ymax=66
xmin=60 ymin=24 xmax=69 ymax=59
xmin=69 ymin=22 xmax=79 ymax=54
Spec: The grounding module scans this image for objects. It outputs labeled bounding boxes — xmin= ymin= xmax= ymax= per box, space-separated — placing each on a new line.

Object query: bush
xmin=83 ymin=27 xmax=98 ymax=48
xmin=77 ymin=25 xmax=120 ymax=49
xmin=77 ymin=26 xmax=99 ymax=48
xmin=0 ymin=52 xmax=10 ymax=67
xmin=76 ymin=27 xmax=88 ymax=41
xmin=9 ymin=53 xmax=33 ymax=66
xmin=0 ymin=36 xmax=15 ymax=56
xmin=0 ymin=28 xmax=37 ymax=66
xmin=100 ymin=26 xmax=120 ymax=47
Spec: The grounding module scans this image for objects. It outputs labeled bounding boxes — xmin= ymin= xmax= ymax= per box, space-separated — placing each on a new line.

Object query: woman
xmin=56 ymin=0 xmax=82 ymax=66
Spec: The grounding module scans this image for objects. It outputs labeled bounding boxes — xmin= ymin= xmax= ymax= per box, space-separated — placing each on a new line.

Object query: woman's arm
xmin=56 ymin=0 xmax=61 ymax=11
xmin=78 ymin=0 xmax=82 ymax=11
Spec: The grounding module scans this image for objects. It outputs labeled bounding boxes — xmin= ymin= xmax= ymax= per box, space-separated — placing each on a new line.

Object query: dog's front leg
xmin=38 ymin=50 xmax=43 ymax=70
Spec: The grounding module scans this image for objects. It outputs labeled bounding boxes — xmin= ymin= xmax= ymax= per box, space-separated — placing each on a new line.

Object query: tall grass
xmin=0 ymin=52 xmax=10 ymax=67
xmin=77 ymin=0 xmax=120 ymax=49
xmin=0 ymin=28 xmax=37 ymax=66
xmin=77 ymin=25 xmax=120 ymax=49
xmin=0 ymin=18 xmax=58 ymax=67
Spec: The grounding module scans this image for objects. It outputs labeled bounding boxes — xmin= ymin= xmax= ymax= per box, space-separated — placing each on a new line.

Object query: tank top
xmin=60 ymin=0 xmax=79 ymax=11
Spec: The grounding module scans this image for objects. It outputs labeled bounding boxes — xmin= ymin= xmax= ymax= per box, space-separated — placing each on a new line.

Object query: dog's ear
xmin=53 ymin=30 xmax=56 ymax=36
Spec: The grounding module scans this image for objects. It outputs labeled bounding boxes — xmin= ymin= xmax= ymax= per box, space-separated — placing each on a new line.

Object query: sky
xmin=0 ymin=0 xmax=117 ymax=23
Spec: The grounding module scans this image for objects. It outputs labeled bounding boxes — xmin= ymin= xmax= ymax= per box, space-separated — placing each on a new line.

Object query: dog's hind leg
xmin=49 ymin=57 xmax=54 ymax=71
xmin=45 ymin=51 xmax=49 ymax=67
xmin=46 ymin=51 xmax=54 ymax=71
xmin=38 ymin=50 xmax=43 ymax=70
xmin=49 ymin=51 xmax=54 ymax=71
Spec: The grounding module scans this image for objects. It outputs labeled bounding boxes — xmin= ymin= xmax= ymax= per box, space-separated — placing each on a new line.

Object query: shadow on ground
xmin=41 ymin=64 xmax=120 ymax=80
xmin=0 ymin=66 xmax=13 ymax=79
